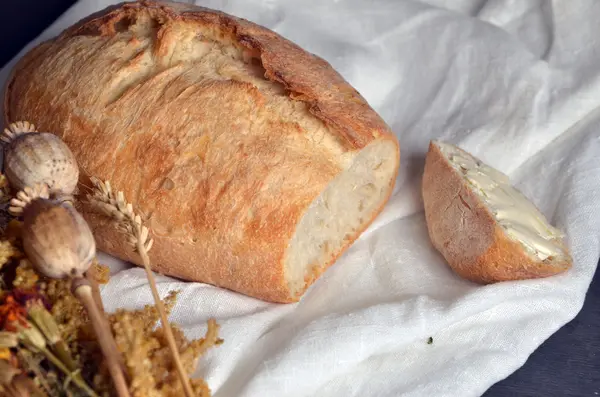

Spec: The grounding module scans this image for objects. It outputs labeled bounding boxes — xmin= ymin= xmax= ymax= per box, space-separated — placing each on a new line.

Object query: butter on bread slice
xmin=422 ymin=140 xmax=572 ymax=283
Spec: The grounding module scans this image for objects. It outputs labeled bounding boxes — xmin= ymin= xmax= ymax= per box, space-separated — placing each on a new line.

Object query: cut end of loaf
xmin=285 ymin=138 xmax=399 ymax=298
xmin=424 ymin=140 xmax=572 ymax=283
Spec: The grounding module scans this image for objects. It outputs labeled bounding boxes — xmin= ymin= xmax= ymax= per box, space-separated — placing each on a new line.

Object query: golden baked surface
xmin=4 ymin=0 xmax=400 ymax=302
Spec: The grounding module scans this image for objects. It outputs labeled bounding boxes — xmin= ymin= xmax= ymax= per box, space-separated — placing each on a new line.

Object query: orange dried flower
xmin=0 ymin=296 xmax=28 ymax=331
xmin=0 ymin=347 xmax=11 ymax=360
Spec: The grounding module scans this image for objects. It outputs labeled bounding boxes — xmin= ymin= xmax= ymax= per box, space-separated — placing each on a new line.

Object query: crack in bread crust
xmin=4 ymin=1 xmax=400 ymax=302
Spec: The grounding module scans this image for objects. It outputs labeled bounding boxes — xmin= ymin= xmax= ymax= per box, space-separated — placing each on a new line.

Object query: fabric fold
xmin=1 ymin=1 xmax=599 ymax=396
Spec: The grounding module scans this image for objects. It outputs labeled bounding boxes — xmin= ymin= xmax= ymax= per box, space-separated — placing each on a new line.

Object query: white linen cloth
xmin=1 ymin=1 xmax=599 ymax=396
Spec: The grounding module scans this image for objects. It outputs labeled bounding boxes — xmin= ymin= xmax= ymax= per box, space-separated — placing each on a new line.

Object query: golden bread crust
xmin=422 ymin=141 xmax=571 ymax=283
xmin=4 ymin=0 xmax=399 ymax=302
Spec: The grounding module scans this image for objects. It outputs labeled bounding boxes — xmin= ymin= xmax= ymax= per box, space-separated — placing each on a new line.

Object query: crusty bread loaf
xmin=422 ymin=140 xmax=571 ymax=283
xmin=3 ymin=0 xmax=400 ymax=303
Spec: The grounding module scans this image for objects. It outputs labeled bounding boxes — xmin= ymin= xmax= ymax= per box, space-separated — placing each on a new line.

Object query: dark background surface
xmin=1 ymin=1 xmax=599 ymax=396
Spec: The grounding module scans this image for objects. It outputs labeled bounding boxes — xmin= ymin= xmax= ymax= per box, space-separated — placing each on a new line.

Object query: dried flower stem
xmin=135 ymin=231 xmax=195 ymax=397
xmin=87 ymin=178 xmax=194 ymax=397
xmin=197 ymin=319 xmax=222 ymax=356
xmin=13 ymin=319 xmax=95 ymax=396
xmin=42 ymin=346 xmax=98 ymax=397
xmin=27 ymin=302 xmax=77 ymax=372
xmin=85 ymin=266 xmax=105 ymax=314
xmin=71 ymin=278 xmax=129 ymax=397
xmin=17 ymin=349 xmax=53 ymax=396
xmin=17 ymin=328 xmax=98 ymax=397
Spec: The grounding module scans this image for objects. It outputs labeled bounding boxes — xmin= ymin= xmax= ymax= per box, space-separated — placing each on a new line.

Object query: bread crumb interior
xmin=285 ymin=139 xmax=398 ymax=297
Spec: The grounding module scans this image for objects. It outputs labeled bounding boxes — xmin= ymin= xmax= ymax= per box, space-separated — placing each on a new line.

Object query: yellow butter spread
xmin=436 ymin=141 xmax=564 ymax=261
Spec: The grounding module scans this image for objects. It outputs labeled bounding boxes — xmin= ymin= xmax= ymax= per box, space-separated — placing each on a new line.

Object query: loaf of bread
xmin=422 ymin=140 xmax=571 ymax=283
xmin=3 ymin=1 xmax=400 ymax=303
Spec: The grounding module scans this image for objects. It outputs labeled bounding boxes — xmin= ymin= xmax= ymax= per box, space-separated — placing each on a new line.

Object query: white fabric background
xmin=1 ymin=1 xmax=600 ymax=396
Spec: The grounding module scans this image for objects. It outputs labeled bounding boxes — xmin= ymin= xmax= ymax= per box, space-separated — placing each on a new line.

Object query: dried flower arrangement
xmin=0 ymin=122 xmax=222 ymax=397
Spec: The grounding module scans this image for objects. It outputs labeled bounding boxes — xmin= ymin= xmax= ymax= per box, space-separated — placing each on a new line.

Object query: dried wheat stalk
xmin=86 ymin=177 xmax=194 ymax=397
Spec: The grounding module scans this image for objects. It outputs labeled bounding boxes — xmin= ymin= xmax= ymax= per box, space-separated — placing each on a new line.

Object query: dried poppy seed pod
xmin=21 ymin=198 xmax=96 ymax=279
xmin=2 ymin=121 xmax=79 ymax=196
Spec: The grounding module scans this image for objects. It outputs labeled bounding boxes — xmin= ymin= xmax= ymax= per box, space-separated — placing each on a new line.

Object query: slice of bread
xmin=422 ymin=140 xmax=572 ymax=283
